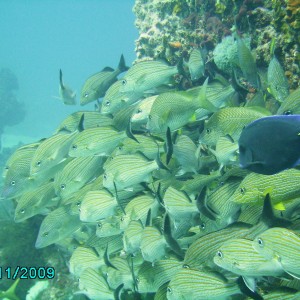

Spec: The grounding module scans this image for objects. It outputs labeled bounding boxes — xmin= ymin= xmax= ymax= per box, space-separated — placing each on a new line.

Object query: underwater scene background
xmin=0 ymin=0 xmax=300 ymax=299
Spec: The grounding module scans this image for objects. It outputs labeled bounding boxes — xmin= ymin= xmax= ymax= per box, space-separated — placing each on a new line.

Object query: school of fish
xmin=1 ymin=37 xmax=300 ymax=300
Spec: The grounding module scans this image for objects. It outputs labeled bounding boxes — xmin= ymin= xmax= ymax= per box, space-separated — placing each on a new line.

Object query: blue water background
xmin=0 ymin=0 xmax=137 ymax=142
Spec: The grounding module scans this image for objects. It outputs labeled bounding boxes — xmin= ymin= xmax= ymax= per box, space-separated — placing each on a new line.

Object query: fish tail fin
xmin=118 ymin=54 xmax=129 ymax=73
xmin=59 ymin=69 xmax=64 ymax=88
xmin=236 ymin=276 xmax=263 ymax=300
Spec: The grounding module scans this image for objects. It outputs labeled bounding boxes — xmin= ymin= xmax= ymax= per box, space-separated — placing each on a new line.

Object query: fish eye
xmin=76 ymin=201 xmax=81 ymax=207
xmin=217 ymin=250 xmax=223 ymax=258
xmin=183 ymin=264 xmax=189 ymax=269
xmin=122 ymin=79 xmax=127 ymax=85
xmin=10 ymin=180 xmax=16 ymax=186
xmin=137 ymin=108 xmax=142 ymax=114
xmin=167 ymin=287 xmax=172 ymax=293
xmin=105 ymin=100 xmax=110 ymax=106
xmin=257 ymin=238 xmax=263 ymax=247
xmin=149 ymin=115 xmax=152 ymax=120
xmin=5 ymin=166 xmax=9 ymax=170
xmin=200 ymin=223 xmax=206 ymax=230
xmin=240 ymin=187 xmax=246 ymax=194
xmin=43 ymin=232 xmax=49 ymax=237
xmin=219 ymin=181 xmax=225 ymax=186
xmin=84 ymin=92 xmax=89 ymax=98
xmin=97 ymin=222 xmax=102 ymax=228
xmin=60 ymin=184 xmax=66 ymax=190
xmin=118 ymin=146 xmax=122 ymax=150
xmin=284 ymin=110 xmax=292 ymax=115
xmin=103 ymin=173 xmax=107 ymax=180
xmin=20 ymin=209 xmax=25 ymax=214
xmin=72 ymin=144 xmax=77 ymax=150
xmin=121 ymin=216 xmax=125 ymax=221
xmin=206 ymin=128 xmax=211 ymax=134
xmin=136 ymin=277 xmax=140 ymax=284
xmin=36 ymin=161 xmax=41 ymax=167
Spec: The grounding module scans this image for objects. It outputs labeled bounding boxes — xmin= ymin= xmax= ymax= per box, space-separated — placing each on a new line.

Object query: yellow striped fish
xmin=2 ymin=142 xmax=39 ymax=179
xmin=80 ymin=54 xmax=129 ymax=105
xmin=106 ymin=257 xmax=135 ymax=290
xmin=147 ymin=81 xmax=216 ymax=134
xmin=77 ymin=268 xmax=114 ymax=299
xmin=136 ymin=259 xmax=182 ymax=293
xmin=214 ymin=238 xmax=284 ymax=278
xmin=85 ymin=234 xmax=123 ymax=257
xmin=163 ymin=187 xmax=198 ymax=220
xmin=14 ymin=181 xmax=57 ymax=222
xmin=123 ymin=220 xmax=144 ymax=254
xmin=184 ymin=223 xmax=251 ymax=269
xmin=101 ymin=79 xmax=142 ymax=115
xmin=54 ymin=111 xmax=113 ymax=133
xmin=253 ymin=227 xmax=300 ymax=279
xmin=231 ymin=168 xmax=300 ymax=206
xmin=69 ymin=246 xmax=104 ymax=277
xmin=120 ymin=193 xmax=159 ymax=230
xmin=96 ymin=214 xmax=123 ymax=238
xmin=204 ymin=180 xmax=241 ymax=224
xmin=103 ymin=154 xmax=163 ymax=191
xmin=173 ymin=135 xmax=199 ymax=174
xmin=79 ymin=189 xmax=118 ymax=222
xmin=131 ymin=95 xmax=158 ymax=124
xmin=277 ymin=87 xmax=300 ymax=115
xmin=69 ymin=126 xmax=128 ymax=157
xmin=140 ymin=225 xmax=167 ymax=263
xmin=30 ymin=131 xmax=77 ymax=175
xmin=35 ymin=205 xmax=81 ymax=248
xmin=209 ymin=135 xmax=239 ymax=168
xmin=268 ymin=56 xmax=289 ymax=103
xmin=2 ymin=146 xmax=38 ymax=199
xmin=199 ymin=106 xmax=271 ymax=146
xmin=54 ymin=156 xmax=104 ymax=199
xmin=113 ymin=134 xmax=164 ymax=160
xmin=167 ymin=268 xmax=240 ymax=300
xmin=186 ymin=48 xmax=205 ymax=81
xmin=119 ymin=60 xmax=178 ymax=96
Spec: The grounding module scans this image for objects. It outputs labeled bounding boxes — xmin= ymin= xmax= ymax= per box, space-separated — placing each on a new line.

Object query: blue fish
xmin=238 ymin=115 xmax=300 ymax=175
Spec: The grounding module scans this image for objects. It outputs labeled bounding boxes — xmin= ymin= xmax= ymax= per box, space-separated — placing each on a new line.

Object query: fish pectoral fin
xmin=273 ymin=201 xmax=286 ymax=211
xmin=285 ymin=270 xmax=300 ymax=280
xmin=188 ymin=113 xmax=197 ymax=122
xmin=242 ymin=276 xmax=256 ymax=293
xmin=224 ymin=134 xmax=235 ymax=143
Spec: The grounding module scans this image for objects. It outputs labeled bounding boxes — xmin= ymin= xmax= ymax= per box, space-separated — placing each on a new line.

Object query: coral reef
xmin=133 ymin=0 xmax=300 ymax=89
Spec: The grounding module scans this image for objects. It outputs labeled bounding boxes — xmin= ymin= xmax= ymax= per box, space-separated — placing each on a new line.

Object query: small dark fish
xmin=238 ymin=115 xmax=300 ymax=175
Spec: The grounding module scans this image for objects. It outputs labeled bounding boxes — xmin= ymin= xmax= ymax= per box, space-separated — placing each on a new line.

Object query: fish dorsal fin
xmin=101 ymin=66 xmax=114 ymax=72
xmin=59 ymin=69 xmax=64 ymax=88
